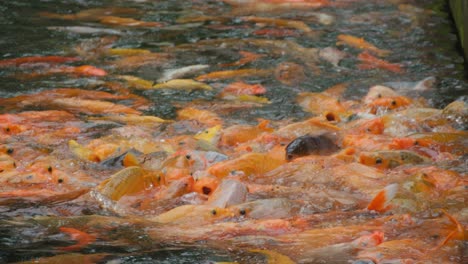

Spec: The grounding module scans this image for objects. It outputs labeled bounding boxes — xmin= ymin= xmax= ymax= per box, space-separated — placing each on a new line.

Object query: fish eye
xmin=377 ymin=93 xmax=382 ymax=98
xmin=6 ymin=148 xmax=13 ymax=154
xmin=185 ymin=154 xmax=191 ymax=160
xmin=5 ymin=127 xmax=10 ymax=132
xmin=375 ymin=158 xmax=383 ymax=164
xmin=211 ymin=209 xmax=217 ymax=216
xmin=57 ymin=178 xmax=64 ymax=183
xmin=47 ymin=166 xmax=53 ymax=173
xmin=391 ymin=100 xmax=397 ymax=106
xmin=239 ymin=209 xmax=246 ymax=215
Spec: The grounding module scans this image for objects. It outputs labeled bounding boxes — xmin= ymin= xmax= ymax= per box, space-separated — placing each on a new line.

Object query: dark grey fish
xmin=285 ymin=134 xmax=339 ymax=161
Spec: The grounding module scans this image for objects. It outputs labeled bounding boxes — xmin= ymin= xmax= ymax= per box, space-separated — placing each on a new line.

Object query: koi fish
xmin=158 ymin=64 xmax=210 ymax=82
xmin=152 ymin=79 xmax=213 ymax=91
xmin=220 ymin=81 xmax=267 ymax=96
xmin=48 ymin=26 xmax=123 ymax=35
xmin=0 ymin=55 xmax=80 ymax=68
xmin=359 ymin=150 xmax=429 ymax=169
xmin=99 ymin=16 xmax=163 ymax=27
xmin=337 ymin=34 xmax=391 ymax=57
xmin=274 ymin=62 xmax=306 ymax=86
xmin=118 ymin=75 xmax=154 ymax=89
xmin=367 ymin=183 xmax=398 ymax=212
xmin=193 ymin=172 xmax=220 ymax=195
xmin=97 ymin=166 xmax=163 ymax=201
xmin=363 ymin=85 xmax=401 ymax=104
xmin=274 ymin=117 xmax=341 ymax=139
xmin=220 ymin=119 xmax=273 ymax=147
xmin=357 ymin=51 xmax=404 ymax=73
xmin=208 ymin=179 xmax=248 ymax=208
xmin=220 ymin=51 xmax=265 ymax=67
xmin=50 ymin=98 xmax=141 ymax=115
xmin=319 ymin=47 xmax=347 ymax=67
xmin=207 ymin=152 xmax=285 ymax=178
xmin=285 ymin=134 xmax=339 ymax=160
xmin=241 ymin=16 xmax=316 ymax=35
xmin=253 ymin=28 xmax=300 ymax=37
xmin=177 ymin=107 xmax=223 ymax=126
xmin=195 ymin=69 xmax=272 ymax=81
xmin=52 ymin=65 xmax=108 ymax=76
xmin=89 ymin=114 xmax=170 ymax=125
xmin=149 ymin=204 xmax=236 ymax=225
xmin=368 ymin=96 xmax=412 ymax=114
xmin=107 ymin=48 xmax=151 ymax=56
xmin=194 ymin=125 xmax=223 ymax=149
xmin=297 ymin=92 xmax=346 ymax=115
xmin=58 ymin=227 xmax=96 ymax=251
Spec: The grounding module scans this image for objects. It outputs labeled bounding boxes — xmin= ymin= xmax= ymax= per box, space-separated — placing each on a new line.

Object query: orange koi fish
xmin=51 ymin=98 xmax=141 ymax=115
xmin=220 ymin=119 xmax=273 ymax=147
xmin=52 ymin=65 xmax=107 ymax=76
xmin=337 ymin=34 xmax=391 ymax=57
xmin=20 ymin=65 xmax=107 ymax=78
xmin=219 ymin=81 xmax=267 ymax=96
xmin=253 ymin=28 xmax=300 ymax=37
xmin=0 ymin=55 xmax=80 ymax=67
xmin=343 ymin=118 xmax=385 ymax=135
xmin=368 ymin=96 xmax=412 ymax=113
xmin=207 ymin=152 xmax=284 ymax=178
xmin=357 ymin=51 xmax=404 ymax=73
xmin=297 ymin=92 xmax=346 ymax=115
xmin=193 ymin=173 xmax=220 ymax=195
xmin=99 ymin=16 xmax=163 ymax=27
xmin=220 ymin=51 xmax=265 ymax=67
xmin=58 ymin=227 xmax=96 ymax=251
xmin=241 ymin=16 xmax=315 ymax=34
xmin=177 ymin=107 xmax=223 ymax=126
xmin=274 ymin=62 xmax=306 ymax=86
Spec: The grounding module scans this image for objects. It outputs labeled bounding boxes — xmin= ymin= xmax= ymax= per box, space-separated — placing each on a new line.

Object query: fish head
xmin=194 ymin=125 xmax=222 ymax=146
xmin=359 ymin=152 xmax=392 ymax=169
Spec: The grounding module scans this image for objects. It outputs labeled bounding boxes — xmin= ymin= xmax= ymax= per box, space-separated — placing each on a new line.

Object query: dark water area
xmin=0 ymin=0 xmax=466 ymax=263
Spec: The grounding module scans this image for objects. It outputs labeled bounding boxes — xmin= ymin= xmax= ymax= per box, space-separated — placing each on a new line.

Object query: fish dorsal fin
xmin=367 ymin=183 xmax=398 ymax=212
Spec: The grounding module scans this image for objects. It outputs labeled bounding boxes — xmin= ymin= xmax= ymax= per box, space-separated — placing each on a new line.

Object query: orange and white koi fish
xmin=367 ymin=183 xmax=398 ymax=212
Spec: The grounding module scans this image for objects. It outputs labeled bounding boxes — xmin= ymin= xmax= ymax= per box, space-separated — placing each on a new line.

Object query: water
xmin=0 ymin=0 xmax=466 ymax=263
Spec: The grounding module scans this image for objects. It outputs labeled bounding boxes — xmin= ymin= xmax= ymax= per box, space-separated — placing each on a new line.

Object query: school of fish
xmin=0 ymin=0 xmax=466 ymax=263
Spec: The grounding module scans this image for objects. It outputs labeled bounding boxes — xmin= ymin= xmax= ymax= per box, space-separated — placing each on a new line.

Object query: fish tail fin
xmin=58 ymin=227 xmax=96 ymax=251
xmin=432 ymin=209 xmax=465 ymax=250
xmin=367 ymin=183 xmax=398 ymax=212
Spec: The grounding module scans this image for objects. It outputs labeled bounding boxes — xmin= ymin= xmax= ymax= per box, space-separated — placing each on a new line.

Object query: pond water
xmin=0 ymin=0 xmax=466 ymax=263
